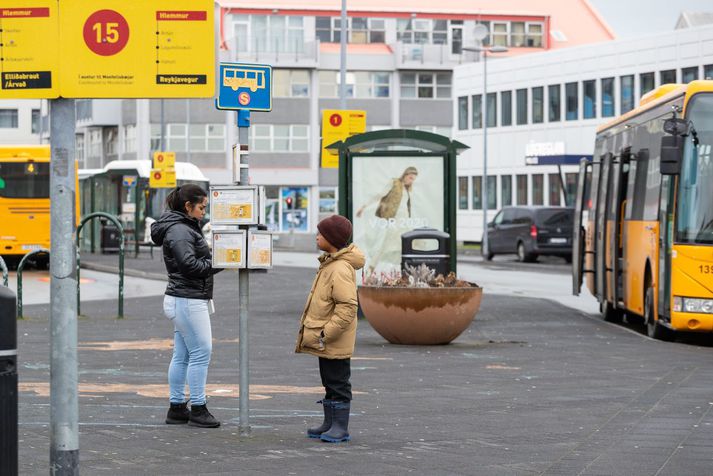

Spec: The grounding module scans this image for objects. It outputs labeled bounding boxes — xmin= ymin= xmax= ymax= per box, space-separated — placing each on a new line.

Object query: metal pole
xmin=237 ymin=109 xmax=250 ymax=435
xmin=339 ymin=0 xmax=347 ymax=110
xmin=482 ymin=51 xmax=489 ymax=258
xmin=186 ymin=99 xmax=192 ymax=163
xmin=160 ymin=99 xmax=166 ymax=151
xmin=49 ymin=98 xmax=79 ymax=475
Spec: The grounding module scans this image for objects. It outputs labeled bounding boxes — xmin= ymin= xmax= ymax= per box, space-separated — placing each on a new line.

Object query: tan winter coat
xmin=295 ymin=244 xmax=365 ymax=359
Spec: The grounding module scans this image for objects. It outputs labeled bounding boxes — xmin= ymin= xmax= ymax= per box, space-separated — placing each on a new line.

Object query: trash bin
xmin=0 ymin=286 xmax=18 ymax=475
xmin=401 ymin=227 xmax=450 ymax=277
xmin=100 ymin=219 xmax=121 ymax=254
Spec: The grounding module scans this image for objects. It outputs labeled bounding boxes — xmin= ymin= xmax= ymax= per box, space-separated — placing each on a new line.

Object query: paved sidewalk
xmin=16 ymin=265 xmax=713 ymax=475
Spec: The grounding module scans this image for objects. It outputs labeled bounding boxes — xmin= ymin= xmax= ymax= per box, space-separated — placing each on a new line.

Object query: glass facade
xmin=620 ymin=75 xmax=634 ymax=114
xmin=583 ymin=80 xmax=596 ymax=119
xmin=532 ymin=87 xmax=544 ymax=124
xmin=548 ymin=84 xmax=561 ymax=122
xmin=565 ymin=82 xmax=578 ymax=120
xmin=601 ymin=77 xmax=614 ymax=117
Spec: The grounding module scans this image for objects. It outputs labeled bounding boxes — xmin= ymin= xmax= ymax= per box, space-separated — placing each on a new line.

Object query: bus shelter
xmin=79 ymin=160 xmax=209 ymax=254
xmin=330 ymin=129 xmax=468 ymax=276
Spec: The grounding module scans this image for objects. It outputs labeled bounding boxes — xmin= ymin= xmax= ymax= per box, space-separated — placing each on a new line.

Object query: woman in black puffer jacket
xmin=151 ymin=184 xmax=222 ymax=429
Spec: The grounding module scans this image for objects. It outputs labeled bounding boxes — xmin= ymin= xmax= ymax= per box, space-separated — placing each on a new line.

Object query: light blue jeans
xmin=163 ymin=295 xmax=213 ymax=406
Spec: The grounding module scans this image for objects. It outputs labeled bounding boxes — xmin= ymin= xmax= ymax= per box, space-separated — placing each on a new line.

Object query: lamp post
xmin=462 ymin=43 xmax=508 ymax=259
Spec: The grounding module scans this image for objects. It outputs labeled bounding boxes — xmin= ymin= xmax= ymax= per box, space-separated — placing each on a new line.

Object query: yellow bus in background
xmin=573 ymin=80 xmax=713 ymax=340
xmin=0 ymin=145 xmax=79 ymax=268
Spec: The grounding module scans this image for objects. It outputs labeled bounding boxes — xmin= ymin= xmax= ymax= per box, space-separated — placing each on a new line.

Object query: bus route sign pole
xmin=216 ymin=62 xmax=272 ymax=435
xmin=49 ymin=98 xmax=80 ymax=475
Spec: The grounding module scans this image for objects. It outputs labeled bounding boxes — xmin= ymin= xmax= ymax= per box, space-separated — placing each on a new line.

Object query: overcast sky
xmin=589 ymin=0 xmax=713 ymax=38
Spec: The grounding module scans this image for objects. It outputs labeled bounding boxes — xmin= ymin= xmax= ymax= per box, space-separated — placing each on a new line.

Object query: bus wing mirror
xmin=663 ymin=117 xmax=689 ymax=136
xmin=660 ymin=135 xmax=683 ymax=175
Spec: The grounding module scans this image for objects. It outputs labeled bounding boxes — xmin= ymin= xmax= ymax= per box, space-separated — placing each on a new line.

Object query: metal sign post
xmin=49 ymin=98 xmax=79 ymax=475
xmin=216 ymin=61 xmax=273 ymax=436
xmin=237 ymin=109 xmax=251 ymax=435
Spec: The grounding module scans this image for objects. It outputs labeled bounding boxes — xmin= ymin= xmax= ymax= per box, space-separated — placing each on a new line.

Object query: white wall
xmin=0 ymin=99 xmax=43 ymax=145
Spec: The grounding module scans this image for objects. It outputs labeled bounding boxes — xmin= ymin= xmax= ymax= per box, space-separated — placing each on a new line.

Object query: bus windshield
xmin=0 ymin=162 xmax=50 ymax=199
xmin=677 ymin=94 xmax=713 ymax=244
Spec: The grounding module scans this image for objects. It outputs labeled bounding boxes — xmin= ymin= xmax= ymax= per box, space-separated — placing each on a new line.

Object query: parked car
xmin=484 ymin=206 xmax=574 ymax=263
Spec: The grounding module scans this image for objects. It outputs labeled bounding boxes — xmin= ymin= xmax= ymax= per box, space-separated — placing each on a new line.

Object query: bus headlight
xmin=673 ymin=296 xmax=713 ymax=314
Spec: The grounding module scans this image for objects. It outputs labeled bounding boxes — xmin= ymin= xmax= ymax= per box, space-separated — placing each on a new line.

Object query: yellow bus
xmin=572 ymin=80 xmax=713 ymax=340
xmin=0 ymin=145 xmax=79 ymax=268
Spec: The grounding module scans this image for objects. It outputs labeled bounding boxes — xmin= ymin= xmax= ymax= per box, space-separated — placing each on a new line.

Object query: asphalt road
xmin=14 ymin=262 xmax=713 ymax=475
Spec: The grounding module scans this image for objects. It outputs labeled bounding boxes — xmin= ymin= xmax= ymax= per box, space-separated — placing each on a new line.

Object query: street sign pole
xmin=237 ymin=109 xmax=251 ymax=436
xmin=49 ymin=98 xmax=79 ymax=475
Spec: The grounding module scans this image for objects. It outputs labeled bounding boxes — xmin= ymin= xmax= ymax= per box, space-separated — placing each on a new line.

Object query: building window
xmin=660 ymin=69 xmax=676 ymax=84
xmin=190 ymin=124 xmax=227 ymax=152
xmin=167 ymin=124 xmax=188 ymax=152
xmin=516 ymin=88 xmax=528 ymax=125
xmin=472 ymin=176 xmax=482 ymax=210
xmin=532 ymin=174 xmax=544 ymax=205
xmin=705 ymin=64 xmax=713 ymax=80
xmin=496 ymin=21 xmax=543 ymax=48
xmin=486 ymin=93 xmax=497 ymax=128
xmin=31 ymin=109 xmax=40 ymax=134
xmin=400 ymin=72 xmax=450 ymax=98
xmin=273 ymin=69 xmax=310 ymax=97
xmin=491 ymin=22 xmax=508 ymax=47
xmin=75 ymin=134 xmax=85 ymax=166
xmin=451 ymin=20 xmax=463 ymax=54
xmin=250 ymin=124 xmax=309 ymax=153
xmin=281 ymin=186 xmax=309 ymax=232
xmin=240 ymin=15 xmax=304 ymax=53
xmin=501 ymin=175 xmax=512 ymax=206
xmin=87 ymin=129 xmax=103 ymax=158
xmin=368 ymin=19 xmax=386 ymax=43
xmin=681 ymin=66 xmax=698 ymax=83
xmin=620 ymin=75 xmax=634 ymax=114
xmin=548 ymin=173 xmax=561 ymax=206
xmin=320 ymin=71 xmax=390 ymax=98
xmin=583 ymin=80 xmax=596 ymax=119
xmin=315 ymin=16 xmax=331 ymax=43
xmin=0 ymin=109 xmax=18 ymax=128
xmin=601 ymin=77 xmax=615 ymax=117
xmin=526 ymin=23 xmax=543 ymax=47
xmin=640 ymin=72 xmax=655 ymax=97
xmin=317 ymin=17 xmax=386 ymax=44
xmin=471 ymin=94 xmax=482 ymax=129
xmin=123 ymin=125 xmax=136 ymax=153
xmin=516 ymin=174 xmax=528 ymax=205
xmin=565 ymin=82 xmax=578 ymax=120
xmin=458 ymin=97 xmax=468 ymax=130
xmin=397 ymin=18 xmax=448 ymax=45
xmin=548 ymin=84 xmax=561 ymax=122
xmin=458 ymin=177 xmax=468 ymax=210
xmin=105 ymin=128 xmax=117 ymax=156
xmin=501 ymin=91 xmax=512 ymax=126
xmin=486 ymin=176 xmax=497 ymax=210
xmin=532 ymin=86 xmax=544 ymax=124
xmin=319 ymin=188 xmax=337 ymax=214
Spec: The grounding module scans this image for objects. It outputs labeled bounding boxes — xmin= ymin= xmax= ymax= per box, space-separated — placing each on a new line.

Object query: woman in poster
xmin=355 ymin=166 xmax=419 ymax=274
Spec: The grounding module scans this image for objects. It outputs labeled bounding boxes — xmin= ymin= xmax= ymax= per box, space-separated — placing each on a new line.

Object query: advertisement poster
xmin=352 ymin=156 xmax=444 ymax=275
xmin=281 ymin=187 xmax=308 ymax=232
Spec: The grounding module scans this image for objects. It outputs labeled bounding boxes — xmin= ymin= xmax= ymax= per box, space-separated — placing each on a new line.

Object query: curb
xmin=80 ymin=261 xmax=167 ymax=282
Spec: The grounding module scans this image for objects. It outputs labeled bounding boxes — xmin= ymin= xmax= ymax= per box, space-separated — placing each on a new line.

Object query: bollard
xmin=16 ymin=249 xmax=50 ymax=320
xmin=0 ymin=256 xmax=8 ymax=288
xmin=0 ymin=286 xmax=18 ymax=476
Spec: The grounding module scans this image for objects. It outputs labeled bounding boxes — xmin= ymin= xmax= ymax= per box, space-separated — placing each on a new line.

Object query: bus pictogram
xmin=223 ymin=67 xmax=266 ymax=92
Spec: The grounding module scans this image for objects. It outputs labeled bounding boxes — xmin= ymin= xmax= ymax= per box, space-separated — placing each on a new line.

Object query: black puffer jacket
xmin=151 ymin=210 xmax=219 ymax=300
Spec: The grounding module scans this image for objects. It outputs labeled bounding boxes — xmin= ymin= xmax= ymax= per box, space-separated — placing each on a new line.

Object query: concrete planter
xmin=358 ymin=285 xmax=483 ymax=345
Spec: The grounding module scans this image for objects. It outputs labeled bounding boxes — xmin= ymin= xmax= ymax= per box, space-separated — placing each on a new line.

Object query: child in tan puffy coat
xmin=296 ymin=215 xmax=364 ymax=443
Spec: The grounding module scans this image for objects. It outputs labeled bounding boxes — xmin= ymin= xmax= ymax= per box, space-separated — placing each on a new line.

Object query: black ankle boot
xmin=320 ymin=401 xmax=350 ymax=443
xmin=307 ymin=400 xmax=333 ymax=438
xmin=189 ymin=404 xmax=221 ymax=428
xmin=165 ymin=402 xmax=189 ymax=424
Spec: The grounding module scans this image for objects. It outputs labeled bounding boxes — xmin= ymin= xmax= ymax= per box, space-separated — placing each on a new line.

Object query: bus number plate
xmin=22 ymin=244 xmax=42 ymax=251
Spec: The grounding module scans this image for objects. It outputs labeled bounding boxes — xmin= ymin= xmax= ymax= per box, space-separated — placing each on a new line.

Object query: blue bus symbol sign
xmin=216 ymin=63 xmax=272 ymax=112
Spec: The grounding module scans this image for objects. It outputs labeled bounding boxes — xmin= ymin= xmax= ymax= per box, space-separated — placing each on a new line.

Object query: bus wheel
xmin=602 ymin=302 xmax=623 ymax=323
xmin=645 ymin=287 xmax=673 ymax=341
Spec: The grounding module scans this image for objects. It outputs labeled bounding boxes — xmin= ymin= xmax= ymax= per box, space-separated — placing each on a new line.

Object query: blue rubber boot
xmin=307 ymin=400 xmax=333 ymax=438
xmin=320 ymin=401 xmax=351 ymax=443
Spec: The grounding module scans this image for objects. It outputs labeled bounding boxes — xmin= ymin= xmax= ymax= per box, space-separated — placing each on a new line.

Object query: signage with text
xmin=209 ymin=185 xmax=259 ymax=226
xmin=321 ymin=109 xmax=366 ymax=168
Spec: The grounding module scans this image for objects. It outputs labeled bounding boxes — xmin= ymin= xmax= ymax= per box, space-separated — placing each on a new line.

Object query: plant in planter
xmin=359 ymin=264 xmax=483 ymax=345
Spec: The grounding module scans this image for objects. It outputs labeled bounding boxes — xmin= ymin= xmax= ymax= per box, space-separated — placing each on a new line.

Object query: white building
xmin=453 ymin=23 xmax=713 ymax=243
xmin=0 ymin=99 xmax=43 ymax=145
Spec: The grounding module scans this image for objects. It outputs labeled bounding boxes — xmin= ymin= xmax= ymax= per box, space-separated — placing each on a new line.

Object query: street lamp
xmin=462 ymin=42 xmax=508 ymax=259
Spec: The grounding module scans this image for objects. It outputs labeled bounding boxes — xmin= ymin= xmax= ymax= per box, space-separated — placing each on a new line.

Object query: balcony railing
xmin=230 ymin=40 xmax=319 ymax=66
xmin=394 ymin=42 xmax=481 ymax=68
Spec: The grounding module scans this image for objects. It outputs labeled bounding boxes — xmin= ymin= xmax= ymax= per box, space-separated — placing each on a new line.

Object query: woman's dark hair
xmin=165 ymin=184 xmax=207 ymax=213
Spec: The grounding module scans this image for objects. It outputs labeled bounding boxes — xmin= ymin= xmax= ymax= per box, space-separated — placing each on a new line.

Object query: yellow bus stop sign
xmin=321 ymin=110 xmax=366 ymax=168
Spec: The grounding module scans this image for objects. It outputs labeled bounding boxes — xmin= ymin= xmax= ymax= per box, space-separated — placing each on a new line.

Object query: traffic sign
xmin=60 ymin=0 xmax=215 ymax=98
xmin=0 ymin=2 xmax=60 ymax=98
xmin=149 ymin=168 xmax=176 ymax=188
xmin=153 ymin=151 xmax=175 ymax=170
xmin=216 ymin=62 xmax=272 ymax=111
xmin=1 ymin=0 xmax=215 ymax=99
xmin=321 ymin=109 xmax=367 ymax=168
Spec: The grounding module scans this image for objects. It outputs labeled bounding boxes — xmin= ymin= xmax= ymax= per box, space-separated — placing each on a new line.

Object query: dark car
xmin=484 ymin=206 xmax=574 ymax=263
